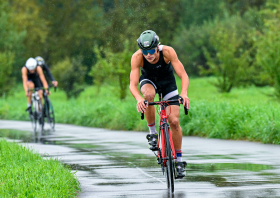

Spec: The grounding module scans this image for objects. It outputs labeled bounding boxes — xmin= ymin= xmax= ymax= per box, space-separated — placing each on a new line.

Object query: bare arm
xmin=129 ymin=51 xmax=146 ymax=112
xmin=21 ymin=67 xmax=29 ymax=94
xmin=42 ymin=64 xmax=55 ymax=81
xmin=37 ymin=67 xmax=49 ymax=90
xmin=163 ymin=46 xmax=190 ymax=109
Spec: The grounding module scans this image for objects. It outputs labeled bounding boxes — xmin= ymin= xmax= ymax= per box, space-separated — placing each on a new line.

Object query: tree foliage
xmin=90 ymin=41 xmax=133 ymax=99
xmin=4 ymin=0 xmax=280 ymax=100
xmin=255 ymin=0 xmax=280 ymax=98
xmin=102 ymin=0 xmax=182 ymax=53
xmin=0 ymin=1 xmax=25 ymax=95
xmin=51 ymin=57 xmax=87 ymax=99
xmin=202 ymin=15 xmax=252 ymax=92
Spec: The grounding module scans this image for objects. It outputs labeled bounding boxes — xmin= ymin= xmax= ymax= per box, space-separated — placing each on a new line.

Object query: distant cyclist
xmin=129 ymin=30 xmax=190 ymax=178
xmin=35 ymin=56 xmax=58 ymax=87
xmin=22 ymin=57 xmax=49 ymax=114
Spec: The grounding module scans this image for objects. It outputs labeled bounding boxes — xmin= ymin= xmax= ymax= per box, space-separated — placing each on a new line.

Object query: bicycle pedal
xmin=175 ymin=175 xmax=185 ymax=179
xmin=150 ymin=146 xmax=159 ymax=151
xmin=157 ymin=158 xmax=162 ymax=164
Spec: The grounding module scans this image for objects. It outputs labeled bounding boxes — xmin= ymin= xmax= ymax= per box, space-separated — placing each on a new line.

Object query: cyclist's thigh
xmin=33 ymin=78 xmax=42 ymax=88
xmin=161 ymin=79 xmax=178 ymax=101
xmin=139 ymin=77 xmax=156 ymax=100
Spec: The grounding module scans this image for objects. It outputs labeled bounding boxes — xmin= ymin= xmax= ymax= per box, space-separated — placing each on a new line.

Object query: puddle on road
xmin=1 ymin=129 xmax=280 ymax=189
xmin=188 ymin=163 xmax=273 ymax=172
xmin=0 ymin=129 xmax=32 ymax=142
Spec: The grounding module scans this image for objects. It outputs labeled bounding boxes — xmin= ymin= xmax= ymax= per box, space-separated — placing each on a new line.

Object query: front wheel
xmin=164 ymin=124 xmax=175 ymax=193
xmin=45 ymin=100 xmax=55 ymax=131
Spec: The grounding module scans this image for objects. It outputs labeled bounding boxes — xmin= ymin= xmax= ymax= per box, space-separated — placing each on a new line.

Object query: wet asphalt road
xmin=1 ymin=120 xmax=280 ymax=198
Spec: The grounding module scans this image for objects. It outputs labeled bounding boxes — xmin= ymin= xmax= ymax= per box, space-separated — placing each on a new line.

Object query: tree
xmin=102 ymin=0 xmax=182 ymax=53
xmin=51 ymin=57 xmax=87 ymax=99
xmin=0 ymin=1 xmax=25 ymax=95
xmin=255 ymin=0 xmax=280 ymax=98
xmin=202 ymin=16 xmax=252 ymax=92
xmin=10 ymin=0 xmax=48 ymax=59
xmin=90 ymin=41 xmax=133 ymax=100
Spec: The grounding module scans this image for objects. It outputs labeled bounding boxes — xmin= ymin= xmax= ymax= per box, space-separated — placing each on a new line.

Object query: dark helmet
xmin=137 ymin=30 xmax=159 ymax=50
xmin=35 ymin=56 xmax=45 ymax=65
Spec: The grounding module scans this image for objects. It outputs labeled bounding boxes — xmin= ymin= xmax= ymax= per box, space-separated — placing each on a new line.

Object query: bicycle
xmin=140 ymin=92 xmax=188 ymax=193
xmin=28 ymin=88 xmax=44 ymax=140
xmin=42 ymin=86 xmax=56 ymax=132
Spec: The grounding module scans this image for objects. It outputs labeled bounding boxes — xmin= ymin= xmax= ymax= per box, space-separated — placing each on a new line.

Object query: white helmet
xmin=25 ymin=58 xmax=37 ymax=70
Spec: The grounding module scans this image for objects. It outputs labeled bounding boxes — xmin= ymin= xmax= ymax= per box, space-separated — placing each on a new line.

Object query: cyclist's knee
xmin=143 ymin=92 xmax=155 ymax=102
xmin=169 ymin=118 xmax=180 ymax=130
xmin=27 ymin=81 xmax=34 ymax=89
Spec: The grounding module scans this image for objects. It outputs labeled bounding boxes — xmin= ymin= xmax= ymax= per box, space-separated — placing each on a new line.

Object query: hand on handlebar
xmin=137 ymin=98 xmax=148 ymax=113
xmin=52 ymin=81 xmax=58 ymax=87
xmin=25 ymin=90 xmax=30 ymax=97
xmin=179 ymin=95 xmax=190 ymax=109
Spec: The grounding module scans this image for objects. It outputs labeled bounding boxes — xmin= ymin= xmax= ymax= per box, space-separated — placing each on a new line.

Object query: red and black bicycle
xmin=141 ymin=92 xmax=188 ymax=193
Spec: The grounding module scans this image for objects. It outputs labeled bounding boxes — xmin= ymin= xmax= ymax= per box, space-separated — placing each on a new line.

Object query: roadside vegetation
xmin=0 ymin=138 xmax=80 ymax=197
xmin=1 ymin=77 xmax=279 ymax=144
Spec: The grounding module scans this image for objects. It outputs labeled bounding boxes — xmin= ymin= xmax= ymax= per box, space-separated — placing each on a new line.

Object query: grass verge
xmin=0 ymin=139 xmax=80 ymax=197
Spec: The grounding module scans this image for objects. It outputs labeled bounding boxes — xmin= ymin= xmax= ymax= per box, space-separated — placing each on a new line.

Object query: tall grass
xmin=0 ymin=139 xmax=80 ymax=197
xmin=1 ymin=77 xmax=280 ymax=144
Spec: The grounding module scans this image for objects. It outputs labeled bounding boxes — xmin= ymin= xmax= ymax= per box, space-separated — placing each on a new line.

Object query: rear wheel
xmin=164 ymin=124 xmax=175 ymax=193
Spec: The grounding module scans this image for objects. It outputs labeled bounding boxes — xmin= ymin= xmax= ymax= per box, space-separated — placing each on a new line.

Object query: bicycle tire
xmin=164 ymin=124 xmax=175 ymax=193
xmin=33 ymin=98 xmax=44 ymax=139
xmin=29 ymin=110 xmax=36 ymax=134
xmin=38 ymin=100 xmax=44 ymax=137
xmin=45 ymin=99 xmax=55 ymax=131
xmin=32 ymin=99 xmax=39 ymax=135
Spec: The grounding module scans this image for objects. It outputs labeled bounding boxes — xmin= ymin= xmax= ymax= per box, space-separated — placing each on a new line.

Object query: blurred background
xmin=1 ymin=0 xmax=280 ymax=144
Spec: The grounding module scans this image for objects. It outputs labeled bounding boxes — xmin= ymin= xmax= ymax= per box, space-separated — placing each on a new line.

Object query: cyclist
xmin=35 ymin=56 xmax=58 ymax=87
xmin=129 ymin=30 xmax=190 ymax=178
xmin=22 ymin=57 xmax=49 ymax=114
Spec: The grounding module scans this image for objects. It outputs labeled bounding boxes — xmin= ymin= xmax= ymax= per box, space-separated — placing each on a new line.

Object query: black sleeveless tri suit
xmin=139 ymin=45 xmax=179 ymax=103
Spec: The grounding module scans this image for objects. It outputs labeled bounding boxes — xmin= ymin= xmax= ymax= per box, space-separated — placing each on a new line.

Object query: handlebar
xmin=140 ymin=96 xmax=189 ymax=120
xmin=28 ymin=85 xmax=57 ymax=92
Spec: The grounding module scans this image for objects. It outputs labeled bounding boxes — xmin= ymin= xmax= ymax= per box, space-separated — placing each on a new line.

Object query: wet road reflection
xmin=1 ymin=120 xmax=280 ymax=198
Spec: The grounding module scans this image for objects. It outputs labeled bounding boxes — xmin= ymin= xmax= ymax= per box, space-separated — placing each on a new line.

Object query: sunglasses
xmin=141 ymin=47 xmax=157 ymax=55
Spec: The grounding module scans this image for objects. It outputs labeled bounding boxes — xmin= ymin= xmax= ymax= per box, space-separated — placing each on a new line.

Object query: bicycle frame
xmin=157 ymin=98 xmax=176 ymax=168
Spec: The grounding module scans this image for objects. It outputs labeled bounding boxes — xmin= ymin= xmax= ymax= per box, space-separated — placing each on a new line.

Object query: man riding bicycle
xmin=22 ymin=57 xmax=49 ymax=114
xmin=35 ymin=56 xmax=58 ymax=87
xmin=129 ymin=30 xmax=190 ymax=178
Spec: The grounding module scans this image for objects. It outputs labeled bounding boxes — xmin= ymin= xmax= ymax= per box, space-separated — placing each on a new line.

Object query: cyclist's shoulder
xmin=39 ymin=64 xmax=48 ymax=69
xmin=161 ymin=45 xmax=176 ymax=54
xmin=162 ymin=45 xmax=178 ymax=59
xmin=131 ymin=49 xmax=142 ymax=58
xmin=131 ymin=50 xmax=143 ymax=64
xmin=21 ymin=66 xmax=27 ymax=72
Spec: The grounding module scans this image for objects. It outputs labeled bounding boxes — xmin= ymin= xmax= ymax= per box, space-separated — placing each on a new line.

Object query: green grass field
xmin=0 ymin=138 xmax=80 ymax=197
xmin=1 ymin=77 xmax=280 ymax=144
